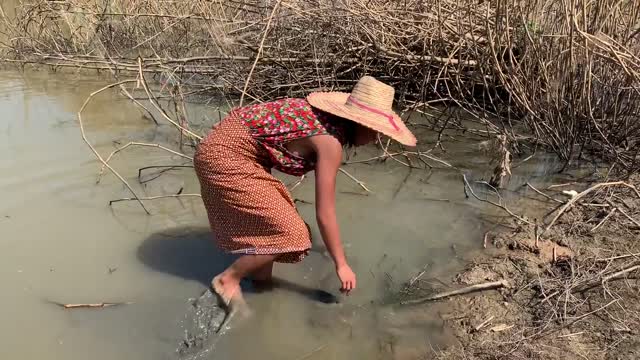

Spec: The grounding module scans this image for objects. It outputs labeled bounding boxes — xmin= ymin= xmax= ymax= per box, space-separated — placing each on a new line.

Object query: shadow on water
xmin=136 ymin=226 xmax=339 ymax=301
xmin=137 ymin=226 xmax=234 ymax=286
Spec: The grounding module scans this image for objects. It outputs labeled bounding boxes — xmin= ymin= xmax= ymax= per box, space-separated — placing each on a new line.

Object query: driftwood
xmin=401 ymin=280 xmax=509 ymax=305
xmin=51 ymin=301 xmax=133 ymax=309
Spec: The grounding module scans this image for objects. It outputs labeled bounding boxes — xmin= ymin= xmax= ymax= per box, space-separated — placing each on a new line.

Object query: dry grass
xmin=1 ymin=0 xmax=639 ymax=176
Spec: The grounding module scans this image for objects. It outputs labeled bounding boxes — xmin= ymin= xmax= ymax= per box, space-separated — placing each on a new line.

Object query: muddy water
xmin=0 ymin=69 xmax=569 ymax=359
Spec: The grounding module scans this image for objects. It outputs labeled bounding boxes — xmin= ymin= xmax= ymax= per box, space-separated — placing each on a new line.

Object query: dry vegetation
xmin=1 ymin=0 xmax=640 ymax=174
xmin=1 ymin=1 xmax=640 ymax=359
xmin=421 ymin=179 xmax=640 ymax=359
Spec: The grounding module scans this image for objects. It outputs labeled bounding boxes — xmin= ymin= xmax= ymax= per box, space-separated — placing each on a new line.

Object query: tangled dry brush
xmin=1 ymin=0 xmax=640 ymax=175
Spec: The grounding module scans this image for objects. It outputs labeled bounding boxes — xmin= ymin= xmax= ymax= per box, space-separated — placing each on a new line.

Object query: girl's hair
xmin=318 ymin=110 xmax=359 ymax=147
xmin=341 ymin=118 xmax=359 ymax=148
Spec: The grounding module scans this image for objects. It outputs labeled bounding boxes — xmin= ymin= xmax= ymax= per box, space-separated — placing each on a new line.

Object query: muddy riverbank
xmin=403 ymin=178 xmax=640 ymax=360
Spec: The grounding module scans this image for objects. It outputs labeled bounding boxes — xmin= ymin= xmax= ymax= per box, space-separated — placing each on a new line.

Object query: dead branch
xmin=473 ymin=315 xmax=495 ymax=332
xmin=526 ymin=182 xmax=563 ymax=204
xmin=591 ymin=208 xmax=618 ymax=232
xmin=401 ymin=280 xmax=509 ymax=305
xmin=545 ymin=182 xmax=640 ymax=232
xmin=77 ymin=80 xmax=151 ymax=214
xmin=288 ymin=175 xmax=306 ymax=191
xmin=597 ymin=252 xmax=640 ymax=262
xmin=239 ymin=0 xmax=281 ymax=107
xmin=97 ymin=142 xmax=193 ymax=183
xmin=138 ymin=165 xmax=193 ymax=183
xmin=51 ymin=301 xmax=133 ymax=309
xmin=136 ymin=58 xmax=202 ymax=141
xmin=339 ymin=168 xmax=371 ymax=193
xmin=607 ymin=201 xmax=640 ymax=229
xmin=463 ymin=174 xmax=533 ymax=225
xmin=295 ymin=345 xmax=327 ymax=360
xmin=575 ymin=264 xmax=640 ymax=293
xmin=547 ymin=183 xmax=578 ymax=190
xmin=109 ymin=194 xmax=201 ymax=205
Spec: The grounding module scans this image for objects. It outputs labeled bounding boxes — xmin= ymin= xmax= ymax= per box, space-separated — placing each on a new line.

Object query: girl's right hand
xmin=336 ymin=263 xmax=356 ymax=294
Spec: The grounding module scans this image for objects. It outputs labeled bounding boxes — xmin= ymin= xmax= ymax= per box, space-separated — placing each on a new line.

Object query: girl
xmin=194 ymin=76 xmax=416 ymax=315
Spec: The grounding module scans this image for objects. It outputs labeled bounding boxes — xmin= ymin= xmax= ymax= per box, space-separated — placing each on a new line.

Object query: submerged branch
xmin=463 ymin=174 xmax=533 ymax=225
xmin=97 ymin=142 xmax=193 ymax=183
xmin=109 ymin=194 xmax=201 ymax=205
xmin=77 ymin=80 xmax=151 ymax=214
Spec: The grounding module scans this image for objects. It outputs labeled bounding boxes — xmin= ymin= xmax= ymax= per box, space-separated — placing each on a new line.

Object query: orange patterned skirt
xmin=193 ymin=115 xmax=311 ymax=263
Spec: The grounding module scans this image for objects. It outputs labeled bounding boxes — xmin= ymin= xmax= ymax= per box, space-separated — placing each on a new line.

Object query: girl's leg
xmin=212 ymin=254 xmax=277 ymax=332
xmin=251 ymin=261 xmax=274 ymax=282
xmin=250 ymin=261 xmax=275 ymax=292
xmin=212 ymin=254 xmax=277 ymax=304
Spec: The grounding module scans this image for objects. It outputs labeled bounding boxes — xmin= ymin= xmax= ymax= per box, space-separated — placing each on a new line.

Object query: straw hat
xmin=307 ymin=76 xmax=417 ymax=146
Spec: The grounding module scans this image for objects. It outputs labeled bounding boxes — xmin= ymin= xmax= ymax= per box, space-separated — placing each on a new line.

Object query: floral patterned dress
xmin=233 ymin=98 xmax=346 ymax=176
xmin=193 ymin=98 xmax=345 ymax=263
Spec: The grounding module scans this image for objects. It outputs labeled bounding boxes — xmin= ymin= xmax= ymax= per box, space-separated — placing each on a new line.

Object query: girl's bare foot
xmin=211 ymin=275 xmax=252 ymax=333
xmin=211 ymin=275 xmax=241 ymax=305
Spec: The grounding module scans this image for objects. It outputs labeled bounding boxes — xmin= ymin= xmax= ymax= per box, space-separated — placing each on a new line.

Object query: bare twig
xmin=463 ymin=175 xmax=533 ymax=225
xmin=591 ymin=208 xmax=618 ymax=232
xmin=547 ymin=183 xmax=578 ymax=190
xmin=401 ymin=280 xmax=509 ymax=305
xmin=526 ymin=182 xmax=563 ymax=203
xmin=97 ymin=142 xmax=192 ymax=183
xmin=295 ymin=345 xmax=327 ymax=360
xmin=239 ymin=0 xmax=281 ymax=107
xmin=136 ymin=58 xmax=202 ymax=140
xmin=138 ymin=165 xmax=194 ymax=183
xmin=545 ymin=182 xmax=640 ymax=232
xmin=77 ymin=80 xmax=150 ymax=214
xmin=575 ymin=264 xmax=640 ymax=293
xmin=473 ymin=315 xmax=495 ymax=332
xmin=51 ymin=301 xmax=133 ymax=309
xmin=109 ymin=194 xmax=201 ymax=205
xmin=339 ymin=168 xmax=371 ymax=193
xmin=597 ymin=252 xmax=640 ymax=262
xmin=610 ymin=202 xmax=640 ymax=228
xmin=288 ymin=175 xmax=306 ymax=191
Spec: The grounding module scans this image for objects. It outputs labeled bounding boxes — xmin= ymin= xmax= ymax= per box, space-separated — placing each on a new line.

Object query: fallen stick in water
xmin=51 ymin=302 xmax=134 ymax=309
xmin=401 ymin=280 xmax=509 ymax=305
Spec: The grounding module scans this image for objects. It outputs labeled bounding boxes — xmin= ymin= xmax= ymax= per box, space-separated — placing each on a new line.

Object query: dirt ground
xmin=398 ymin=178 xmax=640 ymax=360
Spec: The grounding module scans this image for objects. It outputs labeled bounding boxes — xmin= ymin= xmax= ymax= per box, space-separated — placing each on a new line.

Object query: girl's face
xmin=353 ymin=124 xmax=378 ymax=146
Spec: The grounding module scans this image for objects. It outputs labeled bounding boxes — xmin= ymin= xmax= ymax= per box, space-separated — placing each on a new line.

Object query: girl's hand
xmin=308 ymin=135 xmax=354 ymax=294
xmin=336 ymin=264 xmax=356 ymax=294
